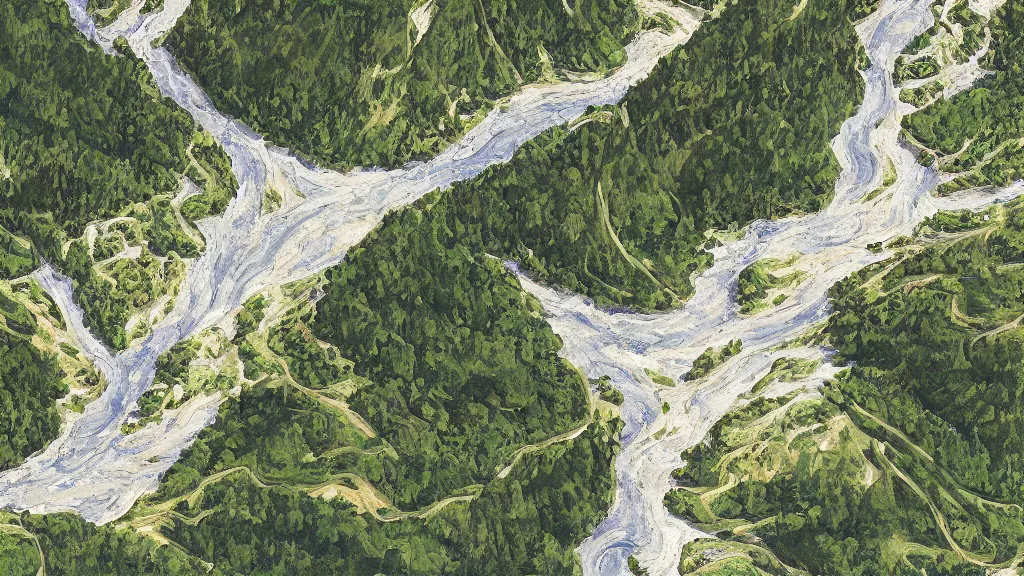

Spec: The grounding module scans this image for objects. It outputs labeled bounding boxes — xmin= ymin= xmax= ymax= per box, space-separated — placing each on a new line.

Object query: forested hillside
xmin=11 ymin=0 xmax=1006 ymax=573
xmin=138 ymin=187 xmax=595 ymax=511
xmin=1 ymin=0 xmax=625 ymax=570
xmin=0 ymin=185 xmax=621 ymax=574
xmin=902 ymin=1 xmax=1024 ymax=194
xmin=1 ymin=0 xmax=208 ymax=257
xmin=0 ymin=0 xmax=244 ymax=532
xmin=1 ymin=0 xmax=237 ymax=350
xmin=0 ymin=273 xmax=109 ymax=476
xmin=311 ymin=191 xmax=590 ymax=508
xmin=443 ymin=0 xmax=878 ymax=312
xmin=664 ymin=199 xmax=1024 ymax=575
xmin=0 ymin=416 xmax=617 ymax=575
xmin=164 ymin=0 xmax=640 ymax=170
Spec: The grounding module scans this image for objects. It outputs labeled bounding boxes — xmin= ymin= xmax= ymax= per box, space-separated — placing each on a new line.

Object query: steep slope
xmin=0 ymin=288 xmax=64 ymax=472
xmin=0 ymin=0 xmax=244 ymax=506
xmin=310 ymin=191 xmax=591 ymax=509
xmin=0 ymin=0 xmax=232 ymax=256
xmin=164 ymin=0 xmax=640 ymax=170
xmin=1 ymin=419 xmax=617 ymax=575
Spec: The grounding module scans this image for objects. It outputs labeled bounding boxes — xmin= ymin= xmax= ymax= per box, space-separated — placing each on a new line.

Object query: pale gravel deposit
xmin=898 ymin=0 xmax=1006 ymax=102
xmin=409 ymin=0 xmax=436 ymax=47
xmin=0 ymin=0 xmax=702 ymax=525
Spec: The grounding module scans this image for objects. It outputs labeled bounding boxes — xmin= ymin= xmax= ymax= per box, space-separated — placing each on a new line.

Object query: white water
xmin=0 ymin=0 xmax=704 ymax=524
xmin=502 ymin=0 xmax=1024 ymax=574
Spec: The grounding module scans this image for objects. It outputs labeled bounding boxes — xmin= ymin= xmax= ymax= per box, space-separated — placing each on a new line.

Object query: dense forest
xmin=442 ymin=0 xmax=879 ymax=311
xmin=135 ymin=183 xmax=598 ymax=514
xmin=828 ymin=201 xmax=1024 ymax=521
xmin=164 ymin=0 xmax=640 ymax=170
xmin=1 ymin=0 xmax=196 ymax=256
xmin=664 ymin=198 xmax=1024 ymax=574
xmin=310 ymin=190 xmax=590 ymax=509
xmin=902 ymin=1 xmax=1024 ymax=194
xmin=8 ymin=0 xmax=983 ymax=573
xmin=0 ymin=287 xmax=65 ymax=472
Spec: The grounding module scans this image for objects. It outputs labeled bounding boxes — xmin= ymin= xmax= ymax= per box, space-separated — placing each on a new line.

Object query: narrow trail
xmin=971 ymin=311 xmax=1024 ymax=346
xmin=4 ymin=0 xmax=1021 ymax=573
xmin=496 ymin=419 xmax=592 ymax=480
xmin=267 ymin=348 xmax=378 ymax=439
xmin=124 ymin=389 xmax=589 ymax=534
xmin=0 ymin=0 xmax=704 ymax=525
xmin=950 ymin=294 xmax=987 ymax=327
xmin=843 ymin=398 xmax=1024 ymax=563
xmin=597 ymin=183 xmax=677 ymax=299
xmin=876 ymin=272 xmax=942 ymax=297
xmin=850 ymin=403 xmax=935 ymax=463
xmin=495 ymin=356 xmax=597 ymax=479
